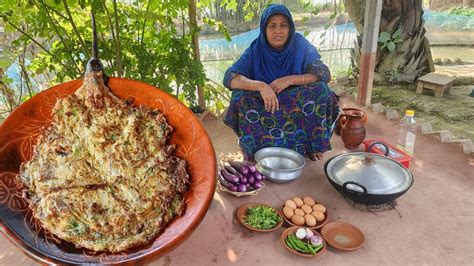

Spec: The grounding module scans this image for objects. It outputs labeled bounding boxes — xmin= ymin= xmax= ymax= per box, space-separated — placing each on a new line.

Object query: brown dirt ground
xmin=1 ymin=95 xmax=473 ymax=265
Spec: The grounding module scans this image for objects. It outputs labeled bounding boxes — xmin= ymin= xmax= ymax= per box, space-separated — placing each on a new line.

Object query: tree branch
xmin=113 ymin=0 xmax=122 ymax=77
xmin=62 ymin=0 xmax=90 ymax=58
xmin=43 ymin=3 xmax=68 ymax=20
xmin=6 ymin=21 xmax=74 ymax=73
xmin=140 ymin=0 xmax=151 ymax=45
xmin=39 ymin=0 xmax=81 ymax=75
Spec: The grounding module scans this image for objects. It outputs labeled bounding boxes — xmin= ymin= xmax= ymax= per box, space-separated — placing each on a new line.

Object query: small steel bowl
xmin=255 ymin=147 xmax=306 ymax=183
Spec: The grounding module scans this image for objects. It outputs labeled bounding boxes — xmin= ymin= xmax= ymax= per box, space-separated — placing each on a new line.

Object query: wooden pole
xmin=357 ymin=0 xmax=382 ymax=107
xmin=188 ymin=0 xmax=205 ymax=108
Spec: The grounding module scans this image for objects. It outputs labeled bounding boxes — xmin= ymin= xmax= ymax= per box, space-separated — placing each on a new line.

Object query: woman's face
xmin=265 ymin=14 xmax=290 ymax=50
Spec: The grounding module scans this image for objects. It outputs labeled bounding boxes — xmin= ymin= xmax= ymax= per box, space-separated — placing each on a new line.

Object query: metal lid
xmin=325 ymin=152 xmax=413 ymax=195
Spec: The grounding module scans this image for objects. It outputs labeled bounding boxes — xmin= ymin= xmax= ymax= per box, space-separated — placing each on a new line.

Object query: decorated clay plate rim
xmin=0 ymin=78 xmax=216 ymax=264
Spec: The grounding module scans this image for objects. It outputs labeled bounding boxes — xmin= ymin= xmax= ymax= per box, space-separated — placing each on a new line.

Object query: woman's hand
xmin=256 ymin=81 xmax=279 ymax=113
xmin=269 ymin=76 xmax=294 ymax=94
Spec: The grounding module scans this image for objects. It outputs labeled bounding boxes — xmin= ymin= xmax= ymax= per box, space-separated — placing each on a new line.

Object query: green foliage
xmin=378 ymin=28 xmax=403 ymax=52
xmin=1 ymin=0 xmax=206 ymax=108
xmin=446 ymin=6 xmax=474 ymax=17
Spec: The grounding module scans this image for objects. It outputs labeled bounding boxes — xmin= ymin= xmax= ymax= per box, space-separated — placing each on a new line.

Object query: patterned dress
xmin=223 ymin=60 xmax=339 ymax=159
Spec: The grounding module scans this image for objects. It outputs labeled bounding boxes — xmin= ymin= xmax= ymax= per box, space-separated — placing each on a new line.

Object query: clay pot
xmin=334 ymin=108 xmax=367 ymax=136
xmin=340 ymin=110 xmax=366 ymax=150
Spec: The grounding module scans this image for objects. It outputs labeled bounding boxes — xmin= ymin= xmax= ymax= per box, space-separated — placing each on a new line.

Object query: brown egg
xmin=294 ymin=208 xmax=305 ymax=216
xmin=313 ymin=204 xmax=326 ymax=213
xmin=301 ymin=204 xmax=312 ymax=214
xmin=311 ymin=211 xmax=325 ymax=222
xmin=282 ymin=206 xmax=294 ymax=219
xmin=291 ymin=214 xmax=305 ymax=226
xmin=304 ymin=214 xmax=317 ymax=227
xmin=292 ymin=197 xmax=304 ymax=207
xmin=285 ymin=199 xmax=297 ymax=209
xmin=303 ymin=196 xmax=316 ymax=206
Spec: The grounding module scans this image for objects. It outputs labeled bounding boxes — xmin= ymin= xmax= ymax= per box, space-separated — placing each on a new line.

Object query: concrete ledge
xmin=423 ymin=130 xmax=452 ymax=143
xmin=384 ymin=109 xmax=399 ymax=120
xmin=371 ymin=102 xmax=384 ymax=113
xmin=445 ymin=139 xmax=473 ymax=154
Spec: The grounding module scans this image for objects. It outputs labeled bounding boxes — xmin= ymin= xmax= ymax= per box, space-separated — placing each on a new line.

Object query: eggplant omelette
xmin=18 ymin=67 xmax=190 ymax=252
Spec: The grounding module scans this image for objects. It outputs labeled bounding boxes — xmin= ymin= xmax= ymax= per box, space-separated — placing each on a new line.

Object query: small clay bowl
xmin=321 ymin=221 xmax=365 ymax=251
xmin=236 ymin=203 xmax=283 ymax=232
xmin=280 ymin=227 xmax=327 ymax=257
xmin=281 ymin=205 xmax=329 ymax=230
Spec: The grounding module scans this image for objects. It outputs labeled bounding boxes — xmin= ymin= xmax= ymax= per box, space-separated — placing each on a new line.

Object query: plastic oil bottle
xmin=397 ymin=110 xmax=417 ymax=155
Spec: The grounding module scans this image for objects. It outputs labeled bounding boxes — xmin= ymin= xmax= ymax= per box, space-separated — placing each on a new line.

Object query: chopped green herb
xmin=243 ymin=206 xmax=281 ymax=230
xmin=69 ymin=220 xmax=86 ymax=236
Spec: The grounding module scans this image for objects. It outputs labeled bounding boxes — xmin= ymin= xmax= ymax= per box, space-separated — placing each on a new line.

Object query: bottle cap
xmin=405 ymin=110 xmax=415 ymax=116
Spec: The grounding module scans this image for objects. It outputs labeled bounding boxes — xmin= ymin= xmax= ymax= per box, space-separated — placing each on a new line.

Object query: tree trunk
xmin=188 ymin=0 xmax=205 ymax=107
xmin=346 ymin=0 xmax=434 ymax=84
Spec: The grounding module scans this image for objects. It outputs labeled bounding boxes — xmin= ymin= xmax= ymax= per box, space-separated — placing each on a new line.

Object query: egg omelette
xmin=18 ymin=66 xmax=190 ymax=252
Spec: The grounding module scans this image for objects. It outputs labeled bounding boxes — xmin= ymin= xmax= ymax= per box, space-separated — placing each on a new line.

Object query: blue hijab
xmin=227 ymin=4 xmax=321 ymax=84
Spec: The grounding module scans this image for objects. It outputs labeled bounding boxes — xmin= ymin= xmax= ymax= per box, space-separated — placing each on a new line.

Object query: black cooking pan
xmin=324 ymin=142 xmax=414 ymax=204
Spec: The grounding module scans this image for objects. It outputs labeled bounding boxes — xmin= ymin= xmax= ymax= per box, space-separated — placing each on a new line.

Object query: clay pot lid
xmin=320 ymin=221 xmax=365 ymax=251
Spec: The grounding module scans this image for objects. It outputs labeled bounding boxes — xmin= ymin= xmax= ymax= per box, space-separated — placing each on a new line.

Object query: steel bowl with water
xmin=254 ymin=147 xmax=306 ymax=183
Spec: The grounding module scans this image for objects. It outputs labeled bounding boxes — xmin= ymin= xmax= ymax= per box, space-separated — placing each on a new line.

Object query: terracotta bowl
xmin=280 ymin=227 xmax=327 ymax=257
xmin=0 ymin=78 xmax=216 ymax=264
xmin=236 ymin=203 xmax=283 ymax=232
xmin=321 ymin=221 xmax=365 ymax=251
xmin=281 ymin=205 xmax=329 ymax=230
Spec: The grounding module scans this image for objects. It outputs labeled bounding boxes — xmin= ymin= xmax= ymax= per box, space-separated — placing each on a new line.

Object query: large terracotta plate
xmin=0 ymin=78 xmax=216 ymax=264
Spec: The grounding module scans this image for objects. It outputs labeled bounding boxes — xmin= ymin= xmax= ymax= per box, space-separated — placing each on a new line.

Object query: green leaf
xmin=329 ymin=12 xmax=337 ymax=20
xmin=387 ymin=41 xmax=396 ymax=52
xmin=378 ymin=32 xmax=391 ymax=43
xmin=393 ymin=37 xmax=403 ymax=43
xmin=303 ymin=30 xmax=310 ymax=37
xmin=301 ymin=16 xmax=309 ymax=23
xmin=392 ymin=28 xmax=403 ymax=39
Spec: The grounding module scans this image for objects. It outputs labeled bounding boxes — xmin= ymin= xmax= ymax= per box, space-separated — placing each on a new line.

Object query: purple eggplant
xmin=237 ymin=184 xmax=248 ymax=192
xmin=220 ymin=168 xmax=239 ymax=184
xmin=242 ymin=161 xmax=257 ymax=172
xmin=248 ymin=176 xmax=255 ymax=184
xmin=240 ymin=176 xmax=248 ymax=184
xmin=254 ymin=172 xmax=263 ymax=181
xmin=228 ymin=161 xmax=249 ymax=175
xmin=224 ymin=165 xmax=243 ymax=178
xmin=253 ymin=181 xmax=263 ymax=189
xmin=218 ymin=173 xmax=238 ymax=191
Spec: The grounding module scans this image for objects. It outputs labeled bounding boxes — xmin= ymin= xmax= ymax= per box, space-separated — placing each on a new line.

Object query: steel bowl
xmin=255 ymin=147 xmax=306 ymax=183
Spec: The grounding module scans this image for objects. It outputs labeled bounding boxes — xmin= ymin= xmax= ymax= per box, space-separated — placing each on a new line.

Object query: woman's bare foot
xmin=308 ymin=152 xmax=323 ymax=161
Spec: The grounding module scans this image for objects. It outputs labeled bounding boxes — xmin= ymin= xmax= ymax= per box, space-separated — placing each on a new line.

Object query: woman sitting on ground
xmin=223 ymin=4 xmax=339 ymax=161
